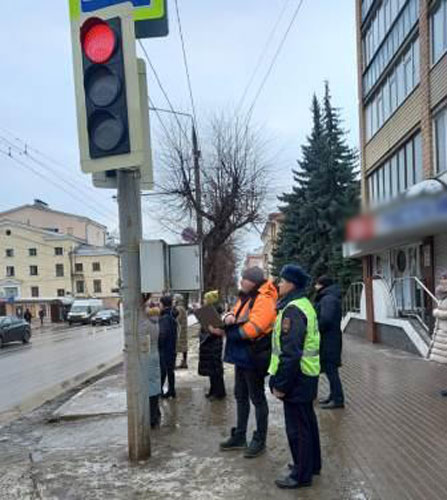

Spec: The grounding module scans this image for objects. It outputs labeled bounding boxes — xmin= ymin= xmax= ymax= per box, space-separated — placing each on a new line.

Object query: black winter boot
xmin=244 ymin=431 xmax=266 ymax=458
xmin=220 ymin=428 xmax=247 ymax=451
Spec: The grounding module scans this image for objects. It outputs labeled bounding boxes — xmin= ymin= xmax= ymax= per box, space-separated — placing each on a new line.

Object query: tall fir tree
xmin=272 ymin=83 xmax=361 ymax=293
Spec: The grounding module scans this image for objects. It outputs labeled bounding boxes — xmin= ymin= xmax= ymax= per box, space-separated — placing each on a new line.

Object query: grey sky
xmin=0 ymin=0 xmax=358 ymax=251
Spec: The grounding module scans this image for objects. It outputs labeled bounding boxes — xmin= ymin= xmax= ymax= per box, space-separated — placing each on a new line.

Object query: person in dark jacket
xmin=24 ymin=309 xmax=32 ymax=324
xmin=158 ymin=295 xmax=178 ymax=399
xmin=314 ymin=276 xmax=345 ymax=409
xmin=198 ymin=290 xmax=226 ymax=400
xmin=269 ymin=264 xmax=321 ymax=490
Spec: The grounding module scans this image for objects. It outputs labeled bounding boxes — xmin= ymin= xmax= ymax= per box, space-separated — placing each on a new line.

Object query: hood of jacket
xmin=316 ymin=283 xmax=341 ymax=301
xmin=258 ymin=280 xmax=279 ymax=302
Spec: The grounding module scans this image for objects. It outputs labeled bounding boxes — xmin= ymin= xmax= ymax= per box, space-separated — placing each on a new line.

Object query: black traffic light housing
xmin=81 ymin=17 xmax=130 ymax=159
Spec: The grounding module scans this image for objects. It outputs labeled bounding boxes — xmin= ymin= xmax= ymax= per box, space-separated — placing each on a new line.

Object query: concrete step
xmin=431 ymin=346 xmax=447 ymax=358
xmin=430 ymin=353 xmax=447 ymax=364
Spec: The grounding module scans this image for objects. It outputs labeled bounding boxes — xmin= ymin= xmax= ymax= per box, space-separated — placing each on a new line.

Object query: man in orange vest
xmin=210 ymin=266 xmax=278 ymax=458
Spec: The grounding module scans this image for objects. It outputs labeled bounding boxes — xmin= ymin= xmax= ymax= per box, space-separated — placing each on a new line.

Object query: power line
xmin=137 ymin=40 xmax=191 ymax=145
xmin=0 ymin=137 xmax=117 ymax=221
xmin=245 ymin=0 xmax=305 ymax=123
xmin=237 ymin=0 xmax=292 ymax=112
xmin=174 ymin=0 xmax=199 ymax=132
xmin=0 ymin=149 xmax=116 ymax=224
xmin=0 ymin=132 xmax=118 ymax=220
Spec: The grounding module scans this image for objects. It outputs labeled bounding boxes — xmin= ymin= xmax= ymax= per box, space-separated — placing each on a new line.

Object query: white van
xmin=67 ymin=299 xmax=104 ymax=325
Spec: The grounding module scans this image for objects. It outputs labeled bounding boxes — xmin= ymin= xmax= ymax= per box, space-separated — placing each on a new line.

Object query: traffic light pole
xmin=117 ymin=169 xmax=151 ymax=462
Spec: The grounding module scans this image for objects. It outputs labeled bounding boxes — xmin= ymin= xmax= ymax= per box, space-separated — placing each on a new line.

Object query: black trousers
xmin=160 ymin=359 xmax=176 ymax=396
xmin=284 ymin=401 xmax=321 ymax=484
xmin=234 ymin=366 xmax=269 ymax=441
xmin=209 ymin=373 xmax=226 ymax=398
xmin=325 ymin=363 xmax=345 ymax=404
xmin=150 ymin=395 xmax=161 ymax=426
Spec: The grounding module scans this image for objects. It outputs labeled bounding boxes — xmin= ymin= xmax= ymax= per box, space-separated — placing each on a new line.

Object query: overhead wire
xmin=0 ymin=148 xmax=116 ymax=224
xmin=0 ymin=130 xmax=118 ymax=219
xmin=245 ymin=0 xmax=305 ymax=123
xmin=138 ymin=40 xmax=191 ymax=146
xmin=236 ymin=0 xmax=292 ymax=112
xmin=173 ymin=0 xmax=199 ymax=133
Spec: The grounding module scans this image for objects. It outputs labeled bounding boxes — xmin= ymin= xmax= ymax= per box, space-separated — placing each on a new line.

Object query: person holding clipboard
xmin=209 ymin=267 xmax=278 ymax=459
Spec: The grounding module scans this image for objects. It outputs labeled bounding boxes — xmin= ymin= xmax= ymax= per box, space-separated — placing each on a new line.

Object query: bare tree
xmin=158 ymin=113 xmax=270 ymax=293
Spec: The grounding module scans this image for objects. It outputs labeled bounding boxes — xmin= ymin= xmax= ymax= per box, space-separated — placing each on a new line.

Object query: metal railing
xmin=343 ymin=282 xmax=364 ymax=317
xmin=390 ymin=276 xmax=439 ymax=333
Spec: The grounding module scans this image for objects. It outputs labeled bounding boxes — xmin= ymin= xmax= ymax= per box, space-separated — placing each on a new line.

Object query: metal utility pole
xmin=117 ymin=169 xmax=151 ymax=461
xmin=192 ymin=125 xmax=203 ymax=241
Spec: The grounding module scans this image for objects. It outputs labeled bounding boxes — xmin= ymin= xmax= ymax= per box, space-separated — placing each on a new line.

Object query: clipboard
xmin=193 ymin=305 xmax=224 ymax=330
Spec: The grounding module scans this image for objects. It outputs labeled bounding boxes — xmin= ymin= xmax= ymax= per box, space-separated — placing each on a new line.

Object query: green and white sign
xmin=68 ymin=0 xmax=168 ymax=38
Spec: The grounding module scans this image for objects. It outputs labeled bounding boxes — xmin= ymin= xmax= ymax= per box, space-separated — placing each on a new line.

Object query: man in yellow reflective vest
xmin=269 ymin=264 xmax=321 ymax=489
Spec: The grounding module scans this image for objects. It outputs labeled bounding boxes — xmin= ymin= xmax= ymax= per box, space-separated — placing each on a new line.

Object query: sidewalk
xmin=1 ymin=334 xmax=447 ymax=499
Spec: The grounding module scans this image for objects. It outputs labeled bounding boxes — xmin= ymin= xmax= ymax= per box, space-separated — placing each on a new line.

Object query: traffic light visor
xmin=82 ymin=20 xmax=116 ymax=64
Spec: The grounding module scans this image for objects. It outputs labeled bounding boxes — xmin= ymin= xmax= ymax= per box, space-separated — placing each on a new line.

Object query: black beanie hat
xmin=160 ymin=295 xmax=173 ymax=308
xmin=316 ymin=276 xmax=334 ymax=289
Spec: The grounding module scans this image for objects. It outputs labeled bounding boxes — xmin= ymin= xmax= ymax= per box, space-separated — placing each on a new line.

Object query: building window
xmin=6 ymin=249 xmax=14 ymax=258
xmin=363 ymin=0 xmax=419 ymax=96
xmin=31 ymin=286 xmax=39 ymax=298
xmin=75 ymin=263 xmax=83 ymax=273
xmin=432 ymin=0 xmax=447 ymax=64
xmin=368 ymin=132 xmax=422 ymax=208
xmin=4 ymin=287 xmax=18 ymax=298
xmin=54 ymin=247 xmax=63 ymax=256
xmin=6 ymin=266 xmax=15 ymax=277
xmin=29 ymin=248 xmax=37 ymax=257
xmin=57 ymin=289 xmax=65 ymax=297
xmin=434 ymin=107 xmax=447 ymax=174
xmin=92 ymin=262 xmax=101 ymax=272
xmin=30 ymin=265 xmax=38 ymax=276
xmin=365 ymin=38 xmax=420 ymax=141
xmin=5 ymin=229 xmax=11 ymax=236
xmin=93 ymin=280 xmax=102 ymax=293
xmin=76 ymin=281 xmax=85 ymax=294
xmin=55 ymin=264 xmax=64 ymax=277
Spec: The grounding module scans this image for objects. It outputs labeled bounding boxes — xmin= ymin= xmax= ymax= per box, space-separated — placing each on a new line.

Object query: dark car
xmin=0 ymin=316 xmax=31 ymax=348
xmin=91 ymin=309 xmax=120 ymax=326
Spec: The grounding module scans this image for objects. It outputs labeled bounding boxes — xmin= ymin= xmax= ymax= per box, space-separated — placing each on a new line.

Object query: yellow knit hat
xmin=204 ymin=290 xmax=219 ymax=305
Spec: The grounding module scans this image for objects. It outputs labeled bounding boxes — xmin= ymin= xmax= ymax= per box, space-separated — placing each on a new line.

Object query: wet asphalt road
xmin=0 ymin=323 xmax=123 ymax=420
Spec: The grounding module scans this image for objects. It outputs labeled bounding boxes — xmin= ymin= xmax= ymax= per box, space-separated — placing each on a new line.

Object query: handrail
xmin=413 ymin=276 xmax=439 ymax=306
xmin=392 ymin=276 xmax=439 ymax=306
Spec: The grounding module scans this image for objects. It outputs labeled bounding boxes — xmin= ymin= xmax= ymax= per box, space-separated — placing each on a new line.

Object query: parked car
xmin=67 ymin=299 xmax=103 ymax=325
xmin=91 ymin=309 xmax=120 ymax=326
xmin=0 ymin=316 xmax=31 ymax=348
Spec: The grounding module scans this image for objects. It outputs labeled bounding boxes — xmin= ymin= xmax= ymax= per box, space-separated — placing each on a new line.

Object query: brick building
xmin=343 ymin=0 xmax=447 ymax=356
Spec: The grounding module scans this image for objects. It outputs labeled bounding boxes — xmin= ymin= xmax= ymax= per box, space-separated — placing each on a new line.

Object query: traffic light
xmin=81 ymin=17 xmax=130 ymax=159
xmin=70 ymin=3 xmax=151 ymax=175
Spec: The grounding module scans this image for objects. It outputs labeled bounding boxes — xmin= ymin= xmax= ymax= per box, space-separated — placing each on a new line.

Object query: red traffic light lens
xmin=83 ymin=22 xmax=116 ymax=64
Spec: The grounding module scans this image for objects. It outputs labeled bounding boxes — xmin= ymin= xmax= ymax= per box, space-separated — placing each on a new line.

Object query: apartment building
xmin=0 ymin=202 xmax=120 ymax=320
xmin=261 ymin=212 xmax=284 ymax=278
xmin=344 ymin=0 xmax=447 ymax=356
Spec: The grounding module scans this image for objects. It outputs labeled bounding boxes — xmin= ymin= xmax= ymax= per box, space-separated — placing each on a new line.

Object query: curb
xmin=0 ymin=354 xmax=123 ymax=426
